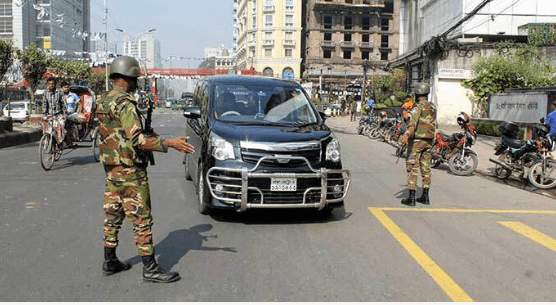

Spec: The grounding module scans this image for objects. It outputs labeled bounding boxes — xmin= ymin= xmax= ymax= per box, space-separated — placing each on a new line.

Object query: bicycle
xmin=39 ymin=115 xmax=64 ymax=171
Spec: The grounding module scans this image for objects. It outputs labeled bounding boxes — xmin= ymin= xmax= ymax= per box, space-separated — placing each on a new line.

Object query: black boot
xmin=102 ymin=247 xmax=132 ymax=276
xmin=401 ymin=190 xmax=416 ymax=206
xmin=416 ymin=188 xmax=430 ymax=205
xmin=142 ymin=255 xmax=181 ymax=283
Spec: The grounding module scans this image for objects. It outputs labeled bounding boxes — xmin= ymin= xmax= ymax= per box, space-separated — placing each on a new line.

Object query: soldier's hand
xmin=399 ymin=134 xmax=409 ymax=145
xmin=166 ymin=136 xmax=195 ymax=154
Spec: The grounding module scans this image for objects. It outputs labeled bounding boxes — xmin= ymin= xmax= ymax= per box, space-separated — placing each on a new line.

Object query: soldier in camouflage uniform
xmin=399 ymin=83 xmax=437 ymax=206
xmin=96 ymin=56 xmax=195 ymax=283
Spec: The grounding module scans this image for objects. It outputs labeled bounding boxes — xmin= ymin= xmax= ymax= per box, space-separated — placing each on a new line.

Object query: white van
xmin=2 ymin=101 xmax=30 ymax=122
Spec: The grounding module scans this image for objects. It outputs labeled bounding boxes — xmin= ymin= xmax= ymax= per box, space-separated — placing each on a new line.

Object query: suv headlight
xmin=210 ymin=133 xmax=235 ymax=161
xmin=326 ymin=136 xmax=341 ymax=162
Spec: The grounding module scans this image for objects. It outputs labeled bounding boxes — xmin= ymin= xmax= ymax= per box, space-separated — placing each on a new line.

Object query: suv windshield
xmin=212 ymin=83 xmax=318 ymax=124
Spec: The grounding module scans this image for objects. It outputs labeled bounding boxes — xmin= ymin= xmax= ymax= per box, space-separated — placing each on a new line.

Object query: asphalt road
xmin=1 ymin=111 xmax=556 ymax=301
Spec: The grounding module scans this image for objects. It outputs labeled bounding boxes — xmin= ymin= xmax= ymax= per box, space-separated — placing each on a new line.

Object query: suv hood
xmin=211 ymin=121 xmax=331 ymax=143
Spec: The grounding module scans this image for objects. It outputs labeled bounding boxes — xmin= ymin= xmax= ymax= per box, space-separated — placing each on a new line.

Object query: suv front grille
xmin=240 ymin=140 xmax=322 ymax=167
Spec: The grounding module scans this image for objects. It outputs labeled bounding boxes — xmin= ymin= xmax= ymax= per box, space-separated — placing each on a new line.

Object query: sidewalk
xmin=327 ymin=115 xmax=556 ymax=199
xmin=0 ymin=122 xmax=42 ymax=149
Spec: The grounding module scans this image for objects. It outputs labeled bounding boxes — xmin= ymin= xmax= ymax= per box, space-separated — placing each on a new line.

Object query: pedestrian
xmin=350 ymin=97 xmax=357 ymax=122
xmin=42 ymin=77 xmax=68 ymax=143
xmin=399 ymin=83 xmax=436 ymax=206
xmin=95 ymin=56 xmax=196 ymax=283
xmin=546 ymin=99 xmax=556 ymax=135
xmin=340 ymin=98 xmax=346 ymax=116
xmin=367 ymin=97 xmax=375 ymax=123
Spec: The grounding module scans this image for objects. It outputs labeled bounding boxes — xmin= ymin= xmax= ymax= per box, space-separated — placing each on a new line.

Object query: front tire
xmin=430 ymin=144 xmax=442 ymax=168
xmin=197 ymin=162 xmax=212 ymax=215
xmin=39 ymin=134 xmax=55 ymax=171
xmin=528 ymin=159 xmax=556 ymax=189
xmin=448 ymin=151 xmax=478 ymax=176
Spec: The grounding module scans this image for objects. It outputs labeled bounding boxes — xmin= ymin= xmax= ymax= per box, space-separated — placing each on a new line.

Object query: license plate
xmin=270 ymin=178 xmax=297 ymax=192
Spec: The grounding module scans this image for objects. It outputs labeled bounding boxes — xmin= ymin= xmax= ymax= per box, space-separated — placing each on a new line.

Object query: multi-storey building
xmin=392 ymin=0 xmax=556 ymax=124
xmin=302 ymin=0 xmax=398 ymax=95
xmin=234 ymin=0 xmax=303 ymax=80
xmin=5 ymin=0 xmax=90 ymax=56
xmin=202 ymin=44 xmax=236 ymax=70
xmin=122 ymin=32 xmax=161 ymax=69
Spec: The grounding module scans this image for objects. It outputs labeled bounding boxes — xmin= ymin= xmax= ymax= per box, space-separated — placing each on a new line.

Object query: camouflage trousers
xmin=103 ymin=169 xmax=154 ymax=256
xmin=406 ymin=139 xmax=433 ymax=191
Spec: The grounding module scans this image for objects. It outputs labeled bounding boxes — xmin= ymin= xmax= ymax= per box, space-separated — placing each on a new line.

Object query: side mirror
xmin=183 ymin=106 xmax=201 ymax=119
xmin=319 ymin=111 xmax=327 ymax=122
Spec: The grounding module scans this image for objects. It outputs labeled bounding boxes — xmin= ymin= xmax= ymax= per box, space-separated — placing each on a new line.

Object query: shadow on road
xmin=127 ymin=224 xmax=237 ymax=270
xmin=209 ymin=206 xmax=353 ymax=225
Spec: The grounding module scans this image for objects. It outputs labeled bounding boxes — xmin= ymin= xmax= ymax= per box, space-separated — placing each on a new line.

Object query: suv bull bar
xmin=206 ymin=156 xmax=351 ymax=212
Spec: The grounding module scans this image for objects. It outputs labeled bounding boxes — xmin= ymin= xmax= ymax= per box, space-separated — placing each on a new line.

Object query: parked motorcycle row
xmin=356 ymin=111 xmax=556 ymax=189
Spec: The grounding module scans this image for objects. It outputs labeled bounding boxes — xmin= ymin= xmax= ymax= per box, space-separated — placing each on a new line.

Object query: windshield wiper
xmin=234 ymin=121 xmax=294 ymax=127
xmin=291 ymin=122 xmax=319 ymax=128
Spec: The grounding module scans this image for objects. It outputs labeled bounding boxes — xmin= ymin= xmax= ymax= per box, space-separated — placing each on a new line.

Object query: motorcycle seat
xmin=439 ymin=132 xmax=453 ymax=142
xmin=502 ymin=136 xmax=525 ymax=149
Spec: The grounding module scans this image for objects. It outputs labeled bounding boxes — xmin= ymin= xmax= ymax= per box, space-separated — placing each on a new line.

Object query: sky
xmin=89 ymin=0 xmax=234 ymax=68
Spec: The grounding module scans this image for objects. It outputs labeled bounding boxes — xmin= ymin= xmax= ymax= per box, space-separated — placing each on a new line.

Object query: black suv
xmin=183 ymin=76 xmax=351 ymax=215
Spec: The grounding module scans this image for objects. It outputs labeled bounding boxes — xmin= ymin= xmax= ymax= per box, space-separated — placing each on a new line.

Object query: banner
xmin=489 ymin=93 xmax=548 ymax=123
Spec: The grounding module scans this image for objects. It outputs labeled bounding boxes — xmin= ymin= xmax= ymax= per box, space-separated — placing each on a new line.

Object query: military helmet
xmin=109 ymin=56 xmax=141 ymax=79
xmin=413 ymin=82 xmax=430 ymax=96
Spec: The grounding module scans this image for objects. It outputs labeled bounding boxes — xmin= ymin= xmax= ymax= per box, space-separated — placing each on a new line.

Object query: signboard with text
xmin=489 ymin=93 xmax=548 ymax=123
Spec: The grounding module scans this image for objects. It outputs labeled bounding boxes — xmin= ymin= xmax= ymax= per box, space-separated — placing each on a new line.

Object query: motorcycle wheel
xmin=527 ymin=159 xmax=556 ymax=189
xmin=367 ymin=127 xmax=381 ymax=139
xmin=39 ymin=134 xmax=55 ymax=171
xmin=430 ymin=144 xmax=442 ymax=168
xmin=494 ymin=164 xmax=512 ymax=179
xmin=448 ymin=151 xmax=478 ymax=176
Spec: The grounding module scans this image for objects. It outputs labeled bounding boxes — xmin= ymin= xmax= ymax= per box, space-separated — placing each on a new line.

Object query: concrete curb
xmin=0 ymin=126 xmax=42 ymax=149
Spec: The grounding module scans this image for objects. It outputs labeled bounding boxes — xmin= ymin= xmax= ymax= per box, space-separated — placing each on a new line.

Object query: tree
xmin=462 ymin=44 xmax=556 ymax=117
xmin=87 ymin=71 xmax=106 ymax=96
xmin=16 ymin=44 xmax=50 ymax=113
xmin=49 ymin=59 xmax=90 ymax=84
xmin=0 ymin=39 xmax=14 ymax=85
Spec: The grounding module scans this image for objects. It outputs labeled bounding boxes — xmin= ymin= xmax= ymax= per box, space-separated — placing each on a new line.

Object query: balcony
xmin=263 ymin=5 xmax=275 ymax=12
xmin=320 ymin=40 xmax=336 ymax=48
xmin=359 ymin=42 xmax=373 ymax=49
xmin=283 ymin=39 xmax=296 ymax=47
xmin=262 ymin=39 xmax=274 ymax=46
xmin=314 ymin=0 xmax=384 ymax=13
xmin=340 ymin=41 xmax=355 ymax=49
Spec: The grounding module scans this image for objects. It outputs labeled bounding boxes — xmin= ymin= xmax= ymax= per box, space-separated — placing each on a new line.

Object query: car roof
xmin=202 ymin=75 xmax=300 ymax=87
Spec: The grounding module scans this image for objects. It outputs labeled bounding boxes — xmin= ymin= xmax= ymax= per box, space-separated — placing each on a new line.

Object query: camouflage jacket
xmin=96 ymin=87 xmax=167 ymax=180
xmin=405 ymin=99 xmax=436 ymax=140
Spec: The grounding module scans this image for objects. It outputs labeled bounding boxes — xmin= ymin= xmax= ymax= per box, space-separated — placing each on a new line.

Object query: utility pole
xmin=104 ymin=0 xmax=108 ymax=92
xmin=362 ymin=60 xmax=371 ymax=103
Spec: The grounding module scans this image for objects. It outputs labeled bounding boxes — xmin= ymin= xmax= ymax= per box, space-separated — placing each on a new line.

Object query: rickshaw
xmin=39 ymin=85 xmax=101 ymax=170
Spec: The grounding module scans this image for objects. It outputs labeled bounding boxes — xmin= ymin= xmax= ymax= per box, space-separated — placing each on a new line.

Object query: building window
xmin=264 ymin=48 xmax=272 ymax=57
xmin=263 ymin=67 xmax=274 ymax=76
xmin=381 ymin=34 xmax=389 ymax=48
xmin=285 ymin=14 xmax=294 ymax=27
xmin=285 ymin=31 xmax=293 ymax=40
xmin=344 ymin=16 xmax=352 ymax=30
xmin=343 ymin=51 xmax=351 ymax=59
xmin=285 ymin=48 xmax=293 ymax=58
xmin=344 ymin=33 xmax=351 ymax=42
xmin=362 ymin=34 xmax=369 ymax=43
xmin=324 ymin=32 xmax=332 ymax=41
xmin=265 ymin=15 xmax=273 ymax=27
xmin=265 ymin=31 xmax=273 ymax=40
xmin=323 ymin=49 xmax=332 ymax=59
xmin=285 ymin=0 xmax=294 ymax=10
xmin=381 ymin=18 xmax=389 ymax=31
xmin=381 ymin=51 xmax=388 ymax=60
xmin=362 ymin=51 xmax=369 ymax=60
xmin=252 ymin=16 xmax=256 ymax=29
xmin=324 ymin=15 xmax=332 ymax=29
xmin=362 ymin=16 xmax=370 ymax=30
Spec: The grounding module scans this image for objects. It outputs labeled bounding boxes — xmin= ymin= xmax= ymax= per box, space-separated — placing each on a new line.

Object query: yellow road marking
xmin=376 ymin=207 xmax=556 ymax=215
xmin=369 ymin=208 xmax=473 ymax=302
xmin=499 ymin=221 xmax=556 ymax=252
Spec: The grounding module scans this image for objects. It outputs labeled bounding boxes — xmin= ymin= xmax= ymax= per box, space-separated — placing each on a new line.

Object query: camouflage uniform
xmin=96 ymin=87 xmax=168 ymax=256
xmin=404 ymin=99 xmax=437 ymax=190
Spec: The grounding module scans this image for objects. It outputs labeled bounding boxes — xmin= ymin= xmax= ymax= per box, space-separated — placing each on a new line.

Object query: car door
xmin=186 ymin=81 xmax=208 ymax=186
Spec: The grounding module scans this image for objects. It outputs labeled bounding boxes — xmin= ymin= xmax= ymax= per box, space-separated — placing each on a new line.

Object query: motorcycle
xmin=431 ymin=112 xmax=479 ymax=176
xmin=490 ymin=121 xmax=556 ymax=189
xmin=384 ymin=113 xmax=407 ymax=145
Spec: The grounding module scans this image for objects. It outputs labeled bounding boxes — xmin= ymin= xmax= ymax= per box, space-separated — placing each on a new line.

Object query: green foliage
xmin=0 ymin=39 xmax=14 ymax=84
xmin=49 ymin=59 xmax=89 ymax=83
xmin=86 ymin=71 xmax=107 ymax=96
xmin=527 ymin=23 xmax=556 ymax=46
xmin=368 ymin=69 xmax=406 ymax=101
xmin=15 ymin=44 xmax=49 ymax=109
xmin=472 ymin=120 xmax=525 ymax=138
xmin=461 ymin=44 xmax=556 ymax=117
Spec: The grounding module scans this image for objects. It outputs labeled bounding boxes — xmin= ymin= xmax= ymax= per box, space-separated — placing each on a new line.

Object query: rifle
xmin=143 ymin=94 xmax=155 ymax=166
xmin=395 ymin=143 xmax=407 ymax=164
